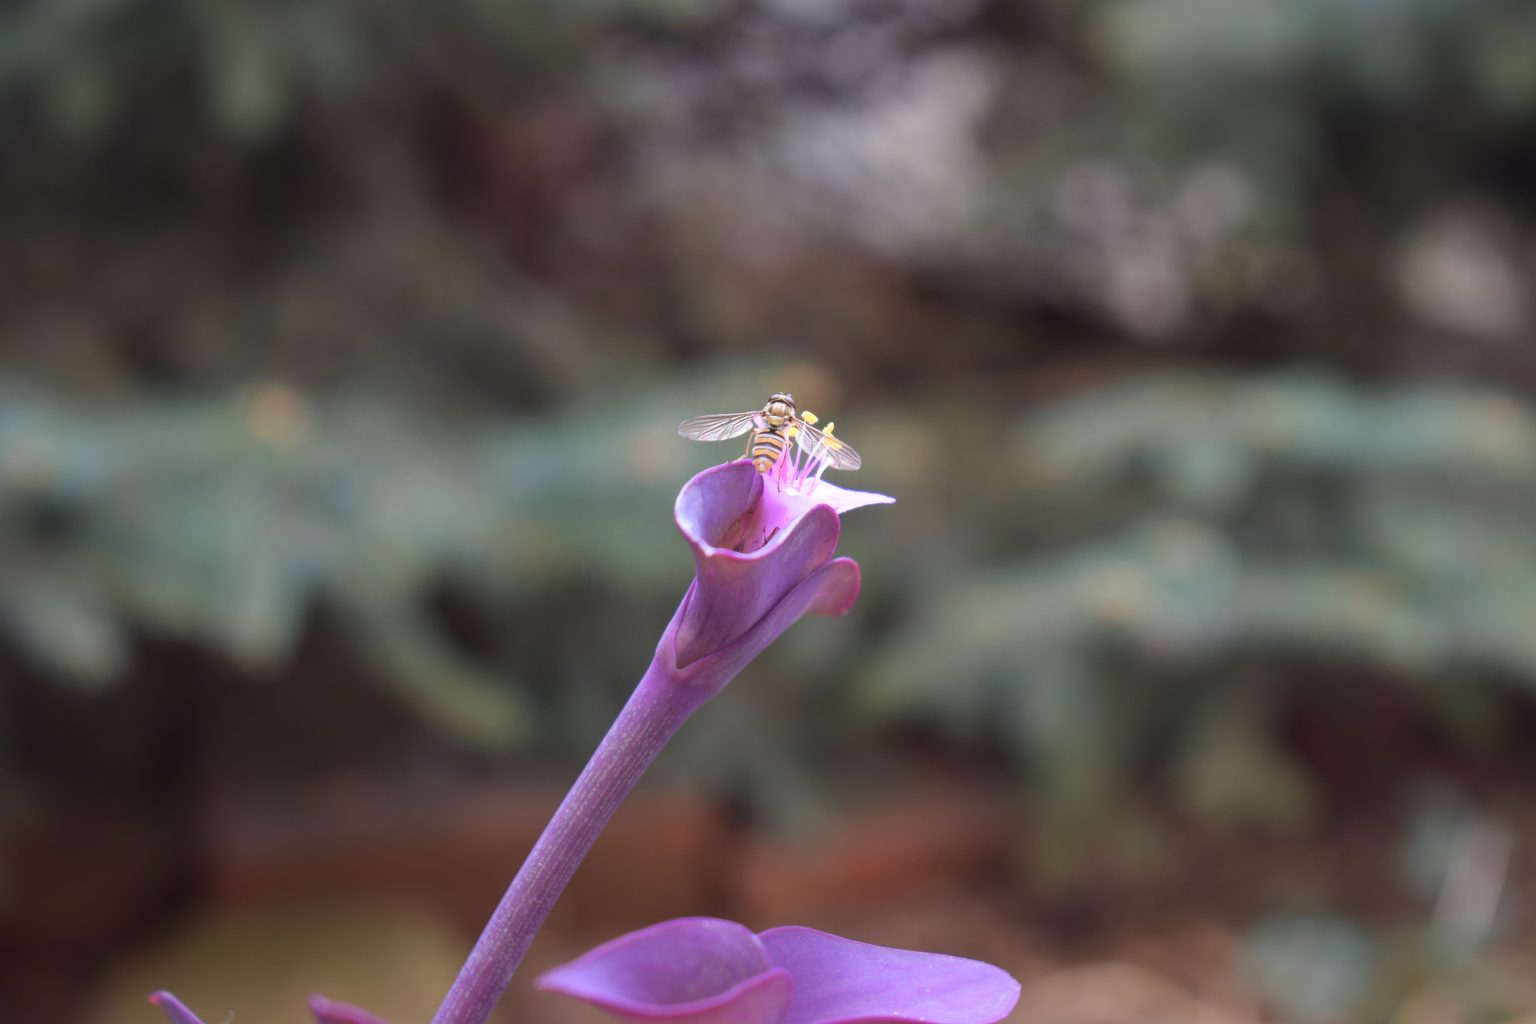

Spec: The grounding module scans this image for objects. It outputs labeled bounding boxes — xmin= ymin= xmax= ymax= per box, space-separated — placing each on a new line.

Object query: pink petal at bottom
xmin=538 ymin=917 xmax=795 ymax=1024
xmin=759 ymin=927 xmax=1020 ymax=1024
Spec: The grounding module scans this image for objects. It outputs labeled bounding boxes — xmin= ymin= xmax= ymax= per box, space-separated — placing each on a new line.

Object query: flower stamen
xmin=771 ymin=411 xmax=836 ymax=495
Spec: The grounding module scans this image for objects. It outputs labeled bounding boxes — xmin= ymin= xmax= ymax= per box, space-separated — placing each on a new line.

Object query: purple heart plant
xmin=150 ymin=433 xmax=1020 ymax=1024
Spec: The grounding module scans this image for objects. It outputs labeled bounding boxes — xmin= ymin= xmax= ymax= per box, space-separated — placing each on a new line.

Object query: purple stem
xmin=430 ymin=653 xmax=715 ymax=1024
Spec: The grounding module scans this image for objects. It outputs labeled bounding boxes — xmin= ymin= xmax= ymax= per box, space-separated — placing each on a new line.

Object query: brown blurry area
xmin=4 ymin=1 xmax=1536 ymax=1022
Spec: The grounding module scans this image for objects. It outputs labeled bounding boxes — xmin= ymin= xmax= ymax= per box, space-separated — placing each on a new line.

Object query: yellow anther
xmin=801 ymin=411 xmax=819 ymax=425
xmin=824 ymin=421 xmax=836 ymax=435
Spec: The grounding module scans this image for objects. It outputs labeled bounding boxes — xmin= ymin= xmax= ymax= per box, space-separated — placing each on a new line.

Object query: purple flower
xmin=665 ymin=458 xmax=893 ymax=679
xmin=151 ymin=451 xmax=893 ymax=1024
xmin=538 ymin=917 xmax=1021 ymax=1024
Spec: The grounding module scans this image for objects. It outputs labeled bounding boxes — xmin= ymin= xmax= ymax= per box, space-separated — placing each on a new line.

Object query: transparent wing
xmin=677 ymin=411 xmax=758 ymax=442
xmin=793 ymin=419 xmax=862 ymax=471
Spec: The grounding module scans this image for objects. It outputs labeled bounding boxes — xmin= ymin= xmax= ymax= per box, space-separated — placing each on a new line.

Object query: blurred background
xmin=3 ymin=0 xmax=1536 ymax=1021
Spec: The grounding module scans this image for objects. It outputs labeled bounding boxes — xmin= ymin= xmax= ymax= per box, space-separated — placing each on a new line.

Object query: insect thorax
xmin=763 ymin=393 xmax=795 ymax=425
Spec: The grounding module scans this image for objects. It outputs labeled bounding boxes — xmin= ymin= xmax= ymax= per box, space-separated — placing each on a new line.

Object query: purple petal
xmin=759 ymin=927 xmax=1020 ymax=1024
xmin=309 ymin=994 xmax=394 ymax=1024
xmin=538 ymin=917 xmax=794 ymax=1024
xmin=678 ymin=557 xmax=860 ymax=685
xmin=148 ymin=992 xmax=208 ymax=1024
xmin=674 ymin=460 xmax=767 ymax=556
xmin=755 ymin=477 xmax=895 ymax=535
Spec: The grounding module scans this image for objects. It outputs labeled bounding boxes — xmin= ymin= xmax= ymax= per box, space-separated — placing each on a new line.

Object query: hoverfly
xmin=677 ymin=392 xmax=862 ymax=475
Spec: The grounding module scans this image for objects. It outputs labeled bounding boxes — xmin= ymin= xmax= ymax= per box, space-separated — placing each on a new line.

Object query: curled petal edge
xmin=660 ymin=556 xmax=860 ymax=690
xmin=673 ymin=461 xmax=765 ymax=557
xmin=536 ymin=918 xmax=794 ymax=1024
xmin=674 ymin=501 xmax=842 ymax=667
xmin=674 ymin=461 xmax=893 ymax=559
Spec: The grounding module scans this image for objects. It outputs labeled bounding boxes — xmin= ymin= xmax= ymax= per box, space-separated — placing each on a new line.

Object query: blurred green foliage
xmin=1 ymin=0 xmax=1534 ymax=832
xmin=861 ymin=371 xmax=1536 ymax=825
xmin=0 ymin=372 xmax=771 ymax=745
xmin=5 ymin=367 xmax=1533 ymax=828
xmin=5 ymin=0 xmax=1535 ymax=385
xmin=0 ymin=0 xmax=707 ymax=142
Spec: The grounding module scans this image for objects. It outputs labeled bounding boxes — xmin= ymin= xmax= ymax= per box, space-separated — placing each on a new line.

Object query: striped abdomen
xmin=749 ymin=426 xmax=790 ymax=473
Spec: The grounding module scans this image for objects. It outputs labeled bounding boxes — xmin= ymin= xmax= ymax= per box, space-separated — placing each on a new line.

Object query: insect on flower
xmin=677 ymin=392 xmax=862 ymax=476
